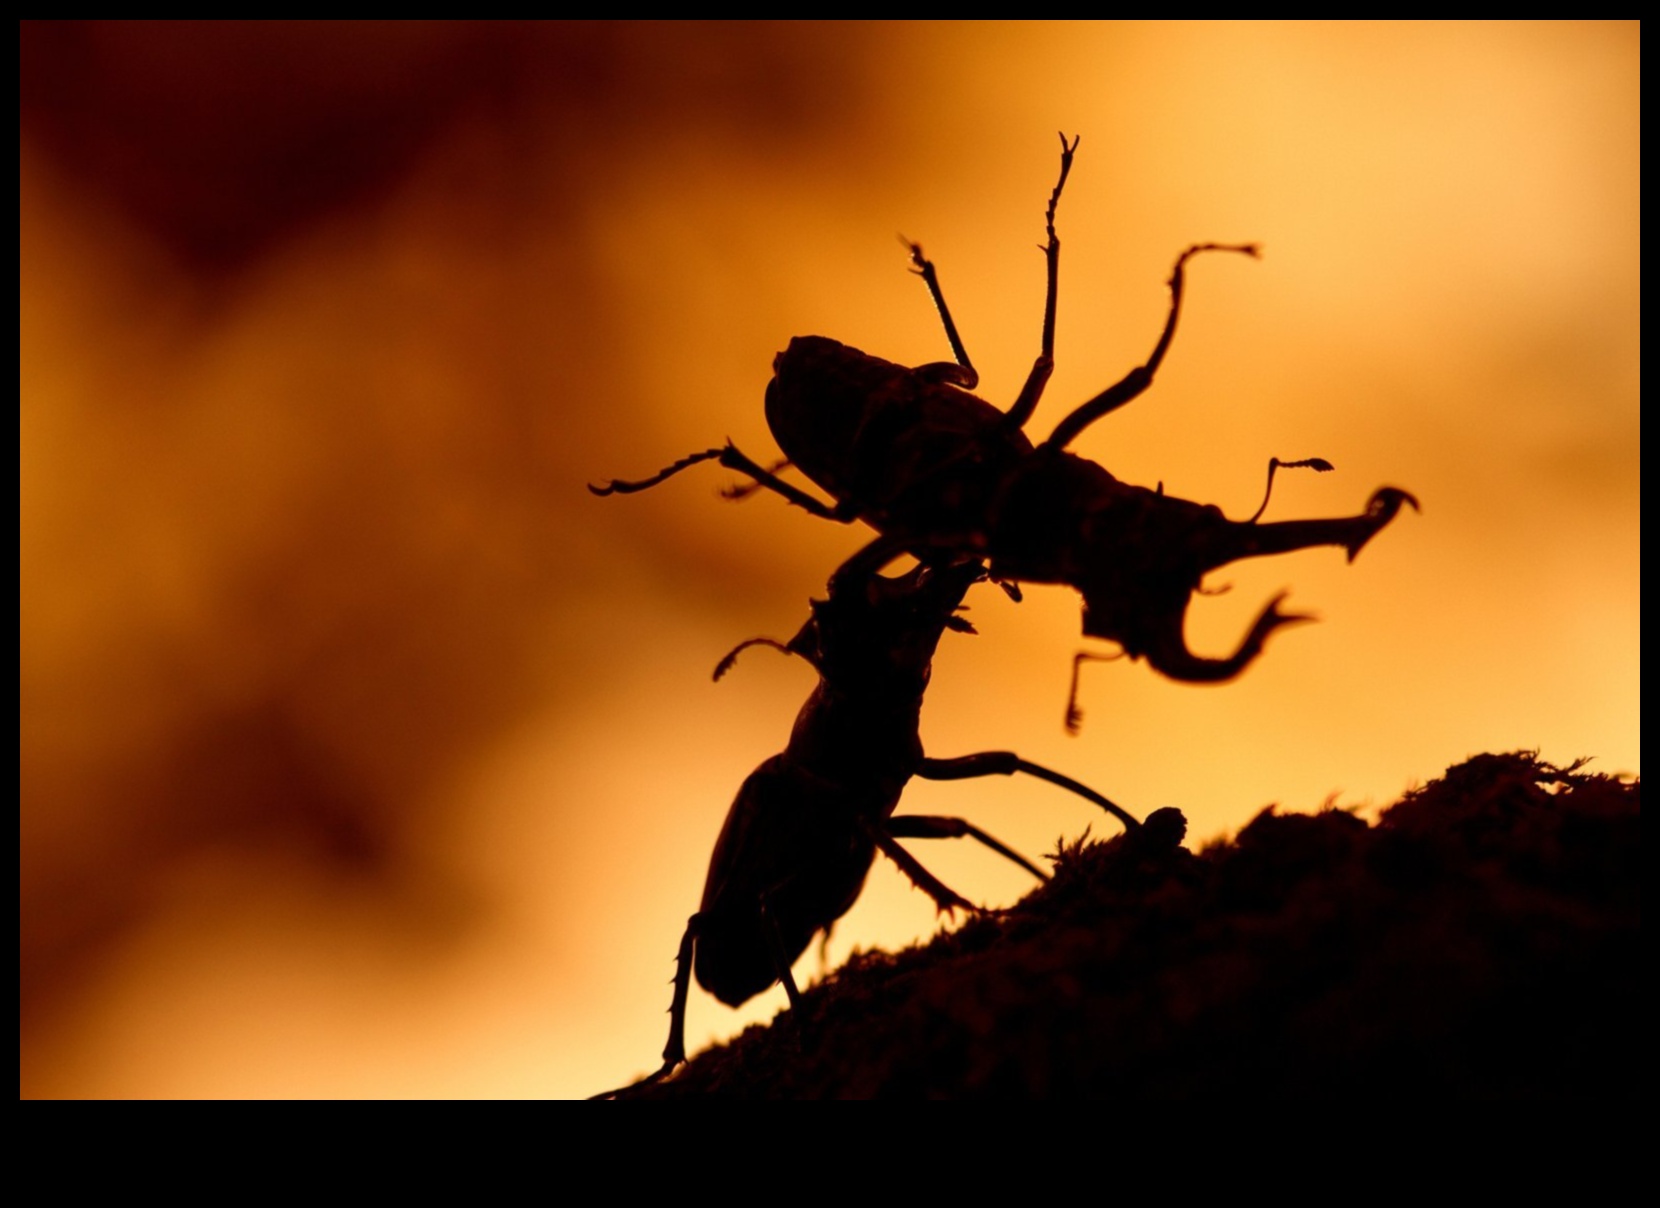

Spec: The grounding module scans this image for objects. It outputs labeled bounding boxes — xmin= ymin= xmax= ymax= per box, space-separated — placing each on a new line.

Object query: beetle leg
xmin=659 ymin=912 xmax=702 ymax=1073
xmin=864 ymin=819 xmax=976 ymax=915
xmin=1130 ymin=590 xmax=1316 ymax=684
xmin=722 ymin=458 xmax=792 ymax=501
xmin=903 ymin=238 xmax=979 ymax=390
xmin=1043 ymin=241 xmax=1261 ymax=451
xmin=714 ymin=444 xmax=851 ymax=519
xmin=919 ymin=750 xmax=1140 ymax=832
xmin=1004 ymin=131 xmax=1081 ymax=431
xmin=887 ymin=814 xmax=1048 ymax=882
xmin=591 ymin=442 xmax=846 ymax=520
xmin=589 ymin=911 xmax=705 ymax=1098
xmin=712 ymin=637 xmax=797 ymax=682
xmin=1060 ymin=649 xmax=1127 ymax=737
xmin=588 ymin=447 xmax=725 ymax=496
xmin=757 ymin=896 xmax=805 ymax=1015
xmin=1247 ymin=456 xmax=1335 ymax=524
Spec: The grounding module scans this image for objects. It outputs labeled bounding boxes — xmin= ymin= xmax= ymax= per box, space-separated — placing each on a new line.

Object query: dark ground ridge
xmin=617 ymin=751 xmax=1639 ymax=1098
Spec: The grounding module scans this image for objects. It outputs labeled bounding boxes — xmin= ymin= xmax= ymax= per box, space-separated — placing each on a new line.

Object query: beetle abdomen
xmin=695 ymin=754 xmax=879 ymax=1007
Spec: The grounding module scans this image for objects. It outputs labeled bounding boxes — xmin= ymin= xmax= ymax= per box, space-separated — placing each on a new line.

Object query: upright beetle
xmin=597 ymin=559 xmax=1139 ymax=1095
xmin=592 ymin=133 xmax=1418 ymax=726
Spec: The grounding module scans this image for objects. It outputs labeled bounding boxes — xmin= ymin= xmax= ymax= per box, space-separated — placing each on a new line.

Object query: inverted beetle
xmin=598 ymin=559 xmax=1139 ymax=1095
xmin=593 ymin=134 xmax=1417 ymax=727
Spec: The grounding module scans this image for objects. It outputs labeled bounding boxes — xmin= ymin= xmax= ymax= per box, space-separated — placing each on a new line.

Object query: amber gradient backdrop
xmin=20 ymin=23 xmax=1638 ymax=1098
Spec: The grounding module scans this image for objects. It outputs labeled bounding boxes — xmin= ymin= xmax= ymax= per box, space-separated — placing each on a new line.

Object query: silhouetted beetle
xmin=597 ymin=559 xmax=1139 ymax=1095
xmin=592 ymin=134 xmax=1417 ymax=728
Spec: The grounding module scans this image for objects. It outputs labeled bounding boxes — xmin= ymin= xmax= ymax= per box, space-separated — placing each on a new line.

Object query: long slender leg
xmin=904 ymin=239 xmax=979 ymax=390
xmin=887 ymin=814 xmax=1048 ymax=882
xmin=864 ymin=820 xmax=977 ymax=914
xmin=757 ymin=897 xmax=805 ymax=1015
xmin=1246 ymin=456 xmax=1335 ymax=523
xmin=659 ymin=913 xmax=702 ymax=1071
xmin=590 ymin=912 xmax=703 ymax=1098
xmin=588 ymin=447 xmax=725 ymax=496
xmin=918 ymin=751 xmax=1140 ymax=831
xmin=723 ymin=458 xmax=793 ymax=501
xmin=1043 ymin=242 xmax=1260 ymax=451
xmin=1004 ymin=131 xmax=1080 ymax=431
xmin=590 ymin=442 xmax=850 ymax=521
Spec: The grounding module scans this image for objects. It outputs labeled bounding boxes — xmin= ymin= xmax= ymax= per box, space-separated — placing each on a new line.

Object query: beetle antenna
xmin=713 ymin=637 xmax=796 ymax=681
xmin=1248 ymin=456 xmax=1335 ymax=523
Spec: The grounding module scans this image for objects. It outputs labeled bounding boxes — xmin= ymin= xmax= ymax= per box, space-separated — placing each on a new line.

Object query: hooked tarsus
xmin=904 ymin=236 xmax=979 ymax=391
xmin=1003 ymin=131 xmax=1082 ymax=431
xmin=1064 ymin=650 xmax=1126 ymax=736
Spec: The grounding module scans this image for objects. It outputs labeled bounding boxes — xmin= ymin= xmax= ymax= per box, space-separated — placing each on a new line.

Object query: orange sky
xmin=21 ymin=22 xmax=1638 ymax=1098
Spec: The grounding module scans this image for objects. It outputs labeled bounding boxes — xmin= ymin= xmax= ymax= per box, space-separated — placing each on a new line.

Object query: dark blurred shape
xmin=20 ymin=20 xmax=875 ymax=277
xmin=632 ymin=752 xmax=1640 ymax=1097
xmin=20 ymin=18 xmax=886 ymax=1066
xmin=21 ymin=697 xmax=385 ymax=1026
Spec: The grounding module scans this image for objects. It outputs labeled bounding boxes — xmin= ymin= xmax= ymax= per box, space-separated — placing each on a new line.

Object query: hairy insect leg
xmin=590 ymin=443 xmax=847 ymax=520
xmin=904 ymin=238 xmax=979 ymax=391
xmin=1005 ymin=131 xmax=1081 ymax=431
xmin=919 ymin=751 xmax=1140 ymax=832
xmin=1247 ymin=456 xmax=1336 ymax=524
xmin=887 ymin=814 xmax=1048 ymax=882
xmin=1063 ymin=650 xmax=1125 ymax=738
xmin=863 ymin=819 xmax=977 ymax=915
xmin=1043 ymin=241 xmax=1261 ymax=451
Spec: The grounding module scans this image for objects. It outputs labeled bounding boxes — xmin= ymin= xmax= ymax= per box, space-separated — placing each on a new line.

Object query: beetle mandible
xmin=596 ymin=559 xmax=1140 ymax=1096
xmin=592 ymin=133 xmax=1418 ymax=728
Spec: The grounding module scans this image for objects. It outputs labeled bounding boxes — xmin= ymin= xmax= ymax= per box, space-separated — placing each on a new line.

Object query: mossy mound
xmin=627 ymin=753 xmax=1639 ymax=1098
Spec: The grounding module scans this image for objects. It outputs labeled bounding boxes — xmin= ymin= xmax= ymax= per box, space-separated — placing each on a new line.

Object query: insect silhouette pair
xmin=597 ymin=559 xmax=1140 ymax=1096
xmin=592 ymin=134 xmax=1416 ymax=1093
xmin=593 ymin=133 xmax=1418 ymax=728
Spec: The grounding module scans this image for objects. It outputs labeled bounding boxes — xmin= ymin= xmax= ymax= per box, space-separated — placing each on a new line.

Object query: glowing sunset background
xmin=20 ymin=22 xmax=1638 ymax=1098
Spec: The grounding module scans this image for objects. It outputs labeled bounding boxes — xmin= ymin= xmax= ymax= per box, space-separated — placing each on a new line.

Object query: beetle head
xmin=805 ymin=559 xmax=983 ymax=696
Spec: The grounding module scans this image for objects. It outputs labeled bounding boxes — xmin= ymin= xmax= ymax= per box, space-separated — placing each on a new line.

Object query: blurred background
xmin=20 ymin=21 xmax=1638 ymax=1098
